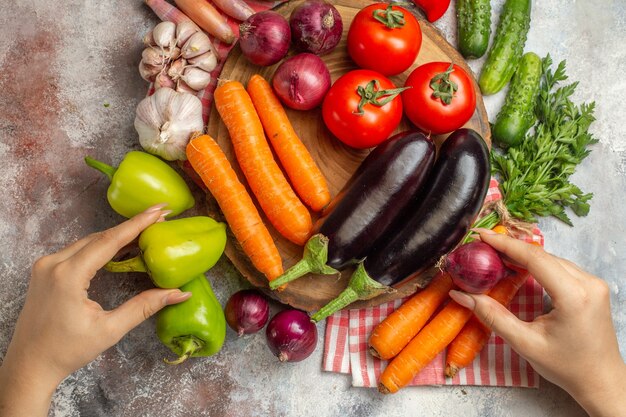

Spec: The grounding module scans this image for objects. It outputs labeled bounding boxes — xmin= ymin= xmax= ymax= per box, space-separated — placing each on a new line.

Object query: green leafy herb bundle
xmin=491 ymin=55 xmax=598 ymax=226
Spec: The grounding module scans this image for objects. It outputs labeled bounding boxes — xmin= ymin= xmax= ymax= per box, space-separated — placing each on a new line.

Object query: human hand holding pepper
xmin=450 ymin=230 xmax=626 ymax=417
xmin=0 ymin=204 xmax=192 ymax=417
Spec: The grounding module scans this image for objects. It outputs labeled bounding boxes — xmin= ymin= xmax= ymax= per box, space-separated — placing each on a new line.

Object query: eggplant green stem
xmin=310 ymin=263 xmax=395 ymax=323
xmin=84 ymin=156 xmax=117 ymax=181
xmin=163 ymin=336 xmax=203 ymax=365
xmin=269 ymin=234 xmax=339 ymax=290
xmin=105 ymin=255 xmax=148 ymax=274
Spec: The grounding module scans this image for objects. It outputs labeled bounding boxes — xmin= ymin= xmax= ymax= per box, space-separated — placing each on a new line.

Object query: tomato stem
xmin=354 ymin=80 xmax=410 ymax=115
xmin=372 ymin=4 xmax=405 ymax=29
xmin=430 ymin=63 xmax=458 ymax=105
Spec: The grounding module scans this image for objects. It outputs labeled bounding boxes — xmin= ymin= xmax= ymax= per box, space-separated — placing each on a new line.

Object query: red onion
xmin=239 ymin=11 xmax=291 ymax=67
xmin=224 ymin=290 xmax=270 ymax=336
xmin=289 ymin=0 xmax=343 ymax=55
xmin=444 ymin=241 xmax=509 ymax=294
xmin=272 ymin=53 xmax=331 ymax=110
xmin=265 ymin=309 xmax=318 ymax=362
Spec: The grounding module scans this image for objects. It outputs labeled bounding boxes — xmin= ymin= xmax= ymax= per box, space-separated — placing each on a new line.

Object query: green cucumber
xmin=456 ymin=0 xmax=491 ymax=59
xmin=492 ymin=52 xmax=542 ymax=148
xmin=478 ymin=0 xmax=531 ymax=95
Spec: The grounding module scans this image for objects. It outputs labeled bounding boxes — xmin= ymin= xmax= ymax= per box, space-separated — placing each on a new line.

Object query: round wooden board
xmin=206 ymin=0 xmax=491 ymax=313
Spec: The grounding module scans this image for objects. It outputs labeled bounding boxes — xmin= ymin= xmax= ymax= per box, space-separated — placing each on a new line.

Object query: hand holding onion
xmin=449 ymin=229 xmax=626 ymax=417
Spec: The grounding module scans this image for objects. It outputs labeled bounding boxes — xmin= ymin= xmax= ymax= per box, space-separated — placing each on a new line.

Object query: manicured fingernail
xmin=449 ymin=290 xmax=476 ymax=310
xmin=156 ymin=210 xmax=173 ymax=223
xmin=143 ymin=203 xmax=169 ymax=214
xmin=471 ymin=227 xmax=497 ymax=235
xmin=165 ymin=291 xmax=192 ymax=305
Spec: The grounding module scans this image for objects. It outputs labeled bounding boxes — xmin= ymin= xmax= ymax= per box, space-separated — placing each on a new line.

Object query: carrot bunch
xmin=371 ymin=255 xmax=531 ymax=394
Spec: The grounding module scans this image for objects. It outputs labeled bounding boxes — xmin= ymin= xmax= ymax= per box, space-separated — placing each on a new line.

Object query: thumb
xmin=106 ymin=288 xmax=192 ymax=341
xmin=449 ymin=290 xmax=533 ymax=355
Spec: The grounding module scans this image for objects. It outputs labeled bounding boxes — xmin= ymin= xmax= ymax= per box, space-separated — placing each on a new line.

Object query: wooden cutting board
xmin=206 ymin=0 xmax=491 ymax=312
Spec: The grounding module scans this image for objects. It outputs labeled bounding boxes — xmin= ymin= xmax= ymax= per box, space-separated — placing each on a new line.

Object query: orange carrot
xmin=214 ymin=80 xmax=313 ymax=246
xmin=247 ymin=74 xmax=331 ymax=212
xmin=186 ymin=134 xmax=283 ymax=281
xmin=368 ymin=272 xmax=454 ymax=360
xmin=174 ymin=0 xmax=235 ymax=44
xmin=378 ymin=301 xmax=473 ymax=394
xmin=445 ymin=270 xmax=531 ymax=378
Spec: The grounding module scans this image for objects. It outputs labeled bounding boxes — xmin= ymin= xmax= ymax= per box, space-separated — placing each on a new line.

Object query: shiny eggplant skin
xmin=365 ymin=128 xmax=491 ymax=287
xmin=315 ymin=131 xmax=436 ymax=269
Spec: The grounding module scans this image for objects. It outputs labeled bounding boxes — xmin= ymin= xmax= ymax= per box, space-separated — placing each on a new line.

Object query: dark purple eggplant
xmin=269 ymin=131 xmax=436 ymax=290
xmin=311 ymin=128 xmax=490 ymax=322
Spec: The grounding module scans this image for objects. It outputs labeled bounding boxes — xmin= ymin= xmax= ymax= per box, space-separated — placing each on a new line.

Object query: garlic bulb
xmin=139 ymin=21 xmax=217 ymax=96
xmin=134 ymin=87 xmax=204 ymax=161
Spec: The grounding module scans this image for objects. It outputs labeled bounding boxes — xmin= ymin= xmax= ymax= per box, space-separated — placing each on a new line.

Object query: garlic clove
xmin=181 ymin=32 xmax=214 ymax=59
xmin=180 ymin=67 xmax=212 ymax=91
xmin=153 ymin=21 xmax=177 ymax=49
xmin=176 ymin=21 xmax=200 ymax=47
xmin=142 ymin=47 xmax=167 ymax=67
xmin=188 ymin=51 xmax=218 ymax=73
xmin=139 ymin=62 xmax=162 ymax=82
xmin=154 ymin=72 xmax=176 ymax=90
xmin=143 ymin=30 xmax=156 ymax=47
xmin=168 ymin=46 xmax=181 ymax=61
xmin=134 ymin=87 xmax=204 ymax=161
xmin=168 ymin=58 xmax=187 ymax=81
xmin=176 ymin=80 xmax=198 ymax=95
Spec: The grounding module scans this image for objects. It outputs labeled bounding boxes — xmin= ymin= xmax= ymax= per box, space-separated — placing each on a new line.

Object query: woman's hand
xmin=0 ymin=204 xmax=192 ymax=417
xmin=450 ymin=229 xmax=626 ymax=417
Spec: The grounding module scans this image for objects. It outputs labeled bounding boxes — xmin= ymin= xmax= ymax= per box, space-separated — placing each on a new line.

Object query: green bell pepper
xmin=85 ymin=150 xmax=195 ymax=218
xmin=156 ymin=275 xmax=226 ymax=364
xmin=105 ymin=216 xmax=227 ymax=289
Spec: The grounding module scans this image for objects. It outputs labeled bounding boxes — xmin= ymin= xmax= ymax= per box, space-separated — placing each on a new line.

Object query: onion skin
xmin=445 ymin=241 xmax=509 ymax=294
xmin=266 ymin=309 xmax=318 ymax=362
xmin=272 ymin=53 xmax=331 ymax=110
xmin=290 ymin=0 xmax=343 ymax=55
xmin=224 ymin=290 xmax=270 ymax=336
xmin=239 ymin=11 xmax=291 ymax=67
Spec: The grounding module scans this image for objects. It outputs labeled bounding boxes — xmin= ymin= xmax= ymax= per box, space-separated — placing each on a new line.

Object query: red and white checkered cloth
xmin=322 ymin=178 xmax=545 ymax=388
xmin=147 ymin=2 xmax=545 ymax=389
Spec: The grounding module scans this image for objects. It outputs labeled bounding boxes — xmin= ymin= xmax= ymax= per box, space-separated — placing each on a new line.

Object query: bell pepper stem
xmin=163 ymin=336 xmax=204 ymax=365
xmin=310 ymin=262 xmax=395 ymax=323
xmin=84 ymin=156 xmax=117 ymax=181
xmin=105 ymin=255 xmax=148 ymax=274
xmin=268 ymin=234 xmax=339 ymax=290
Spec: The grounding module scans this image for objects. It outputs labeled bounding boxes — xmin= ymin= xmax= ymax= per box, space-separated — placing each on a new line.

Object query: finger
xmin=49 ymin=234 xmax=99 ymax=262
xmin=474 ymin=229 xmax=570 ymax=298
xmin=449 ymin=290 xmax=536 ymax=355
xmin=64 ymin=204 xmax=171 ymax=280
xmin=105 ymin=288 xmax=192 ymax=341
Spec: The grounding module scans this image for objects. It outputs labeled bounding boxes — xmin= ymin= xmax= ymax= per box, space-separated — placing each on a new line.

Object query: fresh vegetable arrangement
xmin=83 ymin=0 xmax=599 ymax=385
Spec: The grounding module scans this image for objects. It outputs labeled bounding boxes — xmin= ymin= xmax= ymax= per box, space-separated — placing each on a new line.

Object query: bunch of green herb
xmin=491 ymin=55 xmax=598 ymax=226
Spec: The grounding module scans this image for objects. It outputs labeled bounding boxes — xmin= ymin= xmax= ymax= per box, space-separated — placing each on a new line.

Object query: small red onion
xmin=289 ymin=0 xmax=343 ymax=55
xmin=239 ymin=11 xmax=291 ymax=67
xmin=224 ymin=290 xmax=270 ymax=336
xmin=445 ymin=241 xmax=509 ymax=294
xmin=272 ymin=53 xmax=331 ymax=110
xmin=266 ymin=309 xmax=318 ymax=362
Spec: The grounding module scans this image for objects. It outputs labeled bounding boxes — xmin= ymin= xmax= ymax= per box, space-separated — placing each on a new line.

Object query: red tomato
xmin=347 ymin=3 xmax=422 ymax=76
xmin=402 ymin=62 xmax=476 ymax=135
xmin=322 ymin=69 xmax=405 ymax=149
